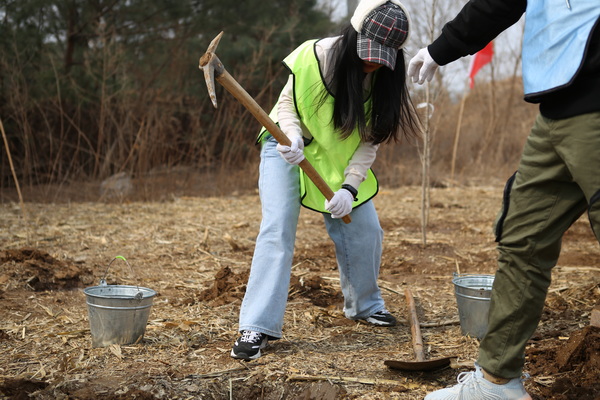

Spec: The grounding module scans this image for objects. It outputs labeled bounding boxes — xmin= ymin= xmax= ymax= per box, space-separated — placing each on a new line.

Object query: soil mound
xmin=290 ymin=274 xmax=342 ymax=308
xmin=527 ymin=326 xmax=600 ymax=400
xmin=0 ymin=248 xmax=93 ymax=291
xmin=197 ymin=266 xmax=343 ymax=309
xmin=197 ymin=265 xmax=249 ymax=306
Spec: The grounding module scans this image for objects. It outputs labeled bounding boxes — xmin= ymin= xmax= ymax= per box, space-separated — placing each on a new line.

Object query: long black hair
xmin=320 ymin=24 xmax=419 ymax=145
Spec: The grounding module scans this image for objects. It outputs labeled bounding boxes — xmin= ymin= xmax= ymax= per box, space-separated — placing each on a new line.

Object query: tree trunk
xmin=64 ymin=5 xmax=77 ymax=72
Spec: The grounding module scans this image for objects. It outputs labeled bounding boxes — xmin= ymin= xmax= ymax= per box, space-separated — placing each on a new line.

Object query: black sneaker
xmin=230 ymin=330 xmax=269 ymax=360
xmin=363 ymin=309 xmax=397 ymax=327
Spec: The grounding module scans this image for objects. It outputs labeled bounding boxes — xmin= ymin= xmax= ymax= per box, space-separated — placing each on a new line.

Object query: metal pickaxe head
xmin=195 ymin=31 xmax=352 ymax=224
xmin=199 ymin=31 xmax=225 ymax=108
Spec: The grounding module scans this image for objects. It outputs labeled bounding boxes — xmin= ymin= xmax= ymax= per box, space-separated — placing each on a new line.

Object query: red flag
xmin=468 ymin=41 xmax=494 ymax=89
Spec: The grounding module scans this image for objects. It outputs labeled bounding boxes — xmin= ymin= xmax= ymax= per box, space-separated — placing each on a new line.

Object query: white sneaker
xmin=424 ymin=364 xmax=532 ymax=400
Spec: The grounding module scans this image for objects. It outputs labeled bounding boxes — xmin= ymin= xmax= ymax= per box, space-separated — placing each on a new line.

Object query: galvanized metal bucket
xmin=84 ymin=256 xmax=156 ymax=347
xmin=452 ymin=274 xmax=494 ymax=339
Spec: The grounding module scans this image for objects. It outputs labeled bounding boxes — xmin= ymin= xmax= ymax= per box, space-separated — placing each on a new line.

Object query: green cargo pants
xmin=478 ymin=111 xmax=600 ymax=379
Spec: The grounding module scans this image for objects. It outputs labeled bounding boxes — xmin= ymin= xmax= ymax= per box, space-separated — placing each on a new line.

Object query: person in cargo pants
xmin=407 ymin=0 xmax=600 ymax=399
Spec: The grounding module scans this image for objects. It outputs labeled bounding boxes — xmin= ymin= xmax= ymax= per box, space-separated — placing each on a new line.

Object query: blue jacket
xmin=522 ymin=0 xmax=600 ymax=98
xmin=428 ymin=0 xmax=600 ymax=119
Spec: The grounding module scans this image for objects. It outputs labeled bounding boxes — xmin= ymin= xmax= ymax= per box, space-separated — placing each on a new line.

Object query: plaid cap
xmin=357 ymin=3 xmax=409 ymax=70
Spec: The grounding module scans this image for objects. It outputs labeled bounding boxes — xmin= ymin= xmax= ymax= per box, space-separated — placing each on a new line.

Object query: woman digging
xmin=231 ymin=0 xmax=419 ymax=360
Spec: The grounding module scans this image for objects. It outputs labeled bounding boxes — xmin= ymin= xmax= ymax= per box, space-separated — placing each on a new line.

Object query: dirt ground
xmin=1 ymin=185 xmax=599 ymax=399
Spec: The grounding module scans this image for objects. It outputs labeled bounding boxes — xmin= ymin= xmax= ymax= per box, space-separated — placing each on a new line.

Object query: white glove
xmin=325 ymin=189 xmax=354 ymax=219
xmin=407 ymin=47 xmax=439 ymax=85
xmin=276 ymin=136 xmax=304 ymax=165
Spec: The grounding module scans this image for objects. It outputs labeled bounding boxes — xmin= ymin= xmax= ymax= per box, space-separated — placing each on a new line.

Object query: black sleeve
xmin=428 ymin=0 xmax=527 ymax=66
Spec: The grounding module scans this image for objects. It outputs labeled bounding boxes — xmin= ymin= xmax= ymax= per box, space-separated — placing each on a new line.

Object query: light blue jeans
xmin=238 ymin=136 xmax=387 ymax=338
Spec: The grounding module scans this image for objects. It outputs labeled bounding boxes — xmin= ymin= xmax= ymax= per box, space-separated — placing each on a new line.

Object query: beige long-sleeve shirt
xmin=277 ymin=36 xmax=379 ymax=191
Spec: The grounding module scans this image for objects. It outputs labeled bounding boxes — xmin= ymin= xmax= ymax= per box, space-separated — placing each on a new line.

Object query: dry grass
xmin=1 ymin=185 xmax=598 ymax=399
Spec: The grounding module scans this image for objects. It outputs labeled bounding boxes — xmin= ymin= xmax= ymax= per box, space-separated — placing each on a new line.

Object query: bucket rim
xmin=84 ymin=284 xmax=157 ymax=299
xmin=452 ymin=273 xmax=494 ymax=282
xmin=452 ymin=274 xmax=494 ymax=290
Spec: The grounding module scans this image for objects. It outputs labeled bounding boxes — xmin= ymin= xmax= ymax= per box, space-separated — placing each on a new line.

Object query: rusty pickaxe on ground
xmin=199 ymin=31 xmax=351 ymax=224
xmin=384 ymin=288 xmax=473 ymax=372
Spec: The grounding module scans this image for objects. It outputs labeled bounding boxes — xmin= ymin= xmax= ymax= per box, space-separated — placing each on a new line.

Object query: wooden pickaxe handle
xmin=405 ymin=288 xmax=425 ymax=362
xmin=200 ymin=33 xmax=351 ymax=223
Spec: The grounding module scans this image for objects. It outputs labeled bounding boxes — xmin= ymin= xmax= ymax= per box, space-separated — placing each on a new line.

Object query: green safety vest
xmin=258 ymin=39 xmax=378 ymax=213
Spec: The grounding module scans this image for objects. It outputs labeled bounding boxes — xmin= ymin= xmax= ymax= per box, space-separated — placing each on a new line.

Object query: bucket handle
xmin=100 ymin=256 xmax=143 ymax=300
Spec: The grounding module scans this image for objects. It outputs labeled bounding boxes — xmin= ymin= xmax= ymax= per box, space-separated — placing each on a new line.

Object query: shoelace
xmin=454 ymin=370 xmax=531 ymax=398
xmin=241 ymin=331 xmax=263 ymax=344
xmin=456 ymin=370 xmax=483 ymax=396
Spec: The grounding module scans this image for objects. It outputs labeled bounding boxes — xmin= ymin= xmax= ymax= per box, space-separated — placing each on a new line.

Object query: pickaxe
xmin=199 ymin=31 xmax=351 ymax=224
